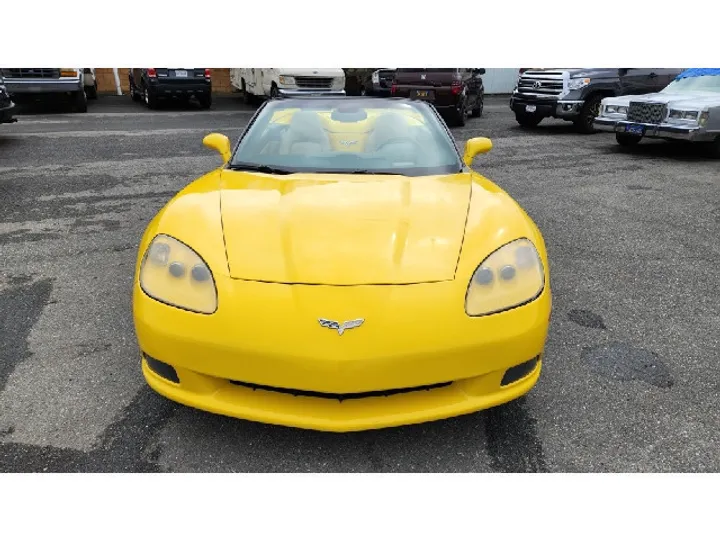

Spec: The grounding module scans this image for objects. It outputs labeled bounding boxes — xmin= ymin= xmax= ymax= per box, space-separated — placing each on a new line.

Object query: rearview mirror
xmin=463 ymin=137 xmax=492 ymax=167
xmin=203 ymin=133 xmax=232 ymax=164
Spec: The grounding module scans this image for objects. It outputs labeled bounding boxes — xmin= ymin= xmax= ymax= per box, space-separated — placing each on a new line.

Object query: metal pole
xmin=112 ymin=68 xmax=122 ymax=96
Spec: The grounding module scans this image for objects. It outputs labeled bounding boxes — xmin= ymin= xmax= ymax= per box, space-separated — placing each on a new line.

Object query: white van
xmin=230 ymin=68 xmax=346 ymax=102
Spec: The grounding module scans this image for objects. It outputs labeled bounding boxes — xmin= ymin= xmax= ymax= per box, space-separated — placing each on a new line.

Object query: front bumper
xmin=510 ymin=93 xmax=584 ymax=119
xmin=5 ymin=78 xmax=83 ymax=95
xmin=594 ymin=118 xmax=715 ymax=142
xmin=277 ymin=88 xmax=346 ymax=97
xmin=134 ymin=278 xmax=551 ymax=431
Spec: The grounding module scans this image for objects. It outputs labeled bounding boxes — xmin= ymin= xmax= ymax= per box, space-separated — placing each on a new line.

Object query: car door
xmin=620 ymin=68 xmax=662 ymax=96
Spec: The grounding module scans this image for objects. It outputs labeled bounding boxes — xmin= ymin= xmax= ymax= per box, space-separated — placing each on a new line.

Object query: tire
xmin=450 ymin=98 xmax=467 ymax=127
xmin=359 ymin=86 xmax=367 ymax=96
xmin=86 ymin=81 xmax=98 ymax=100
xmin=270 ymin=83 xmax=280 ymax=100
xmin=515 ymin=111 xmax=542 ymax=128
xmin=574 ymin=94 xmax=603 ymax=134
xmin=704 ymin=136 xmax=720 ymax=159
xmin=616 ymin=132 xmax=642 ymax=146
xmin=72 ymin=89 xmax=87 ymax=113
xmin=471 ymin=92 xmax=484 ymax=118
xmin=242 ymin=79 xmax=254 ymax=105
xmin=144 ymin=86 xmax=158 ymax=110
xmin=129 ymin=80 xmax=142 ymax=102
xmin=198 ymin=92 xmax=212 ymax=109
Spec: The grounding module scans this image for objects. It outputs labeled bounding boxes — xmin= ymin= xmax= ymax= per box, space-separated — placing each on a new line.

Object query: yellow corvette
xmin=133 ymin=96 xmax=552 ymax=432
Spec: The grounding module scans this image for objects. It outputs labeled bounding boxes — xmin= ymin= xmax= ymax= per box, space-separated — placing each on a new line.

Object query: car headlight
xmin=568 ymin=77 xmax=591 ymax=90
xmin=668 ymin=109 xmax=700 ymax=121
xmin=278 ymin=75 xmax=295 ymax=86
xmin=699 ymin=111 xmax=709 ymax=127
xmin=465 ymin=239 xmax=545 ymax=317
xmin=139 ymin=234 xmax=217 ymax=314
xmin=603 ymin=104 xmax=628 ymax=116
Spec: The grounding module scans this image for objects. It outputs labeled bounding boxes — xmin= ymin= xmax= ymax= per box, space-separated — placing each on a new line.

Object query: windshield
xmin=661 ymin=75 xmax=720 ymax=94
xmin=229 ymin=98 xmax=463 ymax=176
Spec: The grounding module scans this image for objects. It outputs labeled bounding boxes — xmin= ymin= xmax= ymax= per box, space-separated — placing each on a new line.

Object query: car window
xmin=661 ymin=75 xmax=720 ymax=94
xmin=230 ymin=98 xmax=463 ymax=176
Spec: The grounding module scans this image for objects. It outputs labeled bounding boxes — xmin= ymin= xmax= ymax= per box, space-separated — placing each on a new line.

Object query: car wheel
xmin=704 ymin=136 xmax=720 ymax=159
xmin=270 ymin=84 xmax=280 ymax=99
xmin=451 ymin=99 xmax=467 ymax=127
xmin=198 ymin=93 xmax=212 ymax=109
xmin=359 ymin=86 xmax=367 ymax=96
xmin=574 ymin=94 xmax=603 ymax=134
xmin=471 ymin=93 xmax=484 ymax=117
xmin=72 ymin=89 xmax=87 ymax=113
xmin=515 ymin=112 xmax=542 ymax=128
xmin=242 ymin=79 xmax=254 ymax=105
xmin=616 ymin=133 xmax=642 ymax=147
xmin=144 ymin=87 xmax=158 ymax=110
xmin=129 ymin=80 xmax=142 ymax=102
xmin=86 ymin=81 xmax=98 ymax=100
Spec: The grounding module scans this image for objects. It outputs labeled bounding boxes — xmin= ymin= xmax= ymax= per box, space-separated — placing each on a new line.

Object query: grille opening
xmin=627 ymin=102 xmax=667 ymax=125
xmin=229 ymin=380 xmax=452 ymax=402
xmin=294 ymin=77 xmax=334 ymax=89
xmin=144 ymin=354 xmax=180 ymax=383
xmin=501 ymin=357 xmax=539 ymax=386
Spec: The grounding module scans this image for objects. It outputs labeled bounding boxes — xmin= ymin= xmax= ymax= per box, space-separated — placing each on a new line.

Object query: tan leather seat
xmin=366 ymin=113 xmax=412 ymax=152
xmin=279 ymin=111 xmax=332 ymax=155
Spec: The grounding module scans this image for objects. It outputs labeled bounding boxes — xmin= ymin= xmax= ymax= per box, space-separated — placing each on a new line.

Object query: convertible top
xmin=675 ymin=68 xmax=720 ymax=80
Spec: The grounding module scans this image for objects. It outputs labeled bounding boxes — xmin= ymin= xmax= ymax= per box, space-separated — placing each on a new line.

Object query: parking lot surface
xmin=1 ymin=95 xmax=718 ymax=472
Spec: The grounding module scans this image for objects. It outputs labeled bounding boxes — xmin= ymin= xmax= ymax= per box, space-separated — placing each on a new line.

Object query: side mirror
xmin=463 ymin=137 xmax=492 ymax=167
xmin=474 ymin=68 xmax=486 ymax=75
xmin=203 ymin=133 xmax=232 ymax=164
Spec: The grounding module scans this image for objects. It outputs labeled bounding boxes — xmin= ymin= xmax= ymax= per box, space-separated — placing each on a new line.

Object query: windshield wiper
xmin=323 ymin=170 xmax=400 ymax=175
xmin=227 ymin=163 xmax=295 ymax=175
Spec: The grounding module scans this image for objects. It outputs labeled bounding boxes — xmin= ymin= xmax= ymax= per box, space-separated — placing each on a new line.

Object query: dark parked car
xmin=1 ymin=74 xmax=17 ymax=124
xmin=128 ymin=68 xmax=212 ymax=109
xmin=510 ymin=68 xmax=684 ymax=133
xmin=344 ymin=68 xmax=396 ymax=96
xmin=391 ymin=68 xmax=485 ymax=126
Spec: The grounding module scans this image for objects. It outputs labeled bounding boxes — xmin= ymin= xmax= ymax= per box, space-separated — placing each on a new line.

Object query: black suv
xmin=128 ymin=68 xmax=212 ymax=109
xmin=510 ymin=68 xmax=684 ymax=133
xmin=391 ymin=68 xmax=485 ymax=126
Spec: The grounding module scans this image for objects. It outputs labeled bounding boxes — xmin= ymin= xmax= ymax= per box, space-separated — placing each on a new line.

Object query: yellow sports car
xmin=133 ymin=96 xmax=552 ymax=432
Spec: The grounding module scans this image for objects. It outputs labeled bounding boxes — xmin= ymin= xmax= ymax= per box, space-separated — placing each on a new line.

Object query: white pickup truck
xmin=230 ymin=68 xmax=346 ymax=103
xmin=0 ymin=68 xmax=97 ymax=112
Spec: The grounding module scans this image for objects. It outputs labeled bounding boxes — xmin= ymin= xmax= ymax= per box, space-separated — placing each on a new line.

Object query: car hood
xmin=608 ymin=91 xmax=720 ymax=108
xmin=218 ymin=170 xmax=472 ymax=285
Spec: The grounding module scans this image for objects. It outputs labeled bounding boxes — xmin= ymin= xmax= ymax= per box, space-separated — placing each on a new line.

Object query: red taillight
xmin=451 ymin=79 xmax=462 ymax=95
xmin=204 ymin=69 xmax=211 ymax=79
xmin=391 ymin=83 xmax=397 ymax=95
xmin=147 ymin=68 xmax=157 ymax=78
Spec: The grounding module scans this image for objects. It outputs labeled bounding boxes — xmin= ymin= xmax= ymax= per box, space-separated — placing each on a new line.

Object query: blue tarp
xmin=675 ymin=68 xmax=720 ymax=80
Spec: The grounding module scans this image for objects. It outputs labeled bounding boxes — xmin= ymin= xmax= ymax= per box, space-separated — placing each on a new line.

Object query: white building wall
xmin=482 ymin=68 xmax=520 ymax=94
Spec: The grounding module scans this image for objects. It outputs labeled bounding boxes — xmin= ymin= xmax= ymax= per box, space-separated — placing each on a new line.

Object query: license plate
xmin=416 ymin=90 xmax=428 ymax=97
xmin=525 ymin=104 xmax=537 ymax=113
xmin=175 ymin=70 xmax=188 ymax=77
xmin=626 ymin=124 xmax=645 ymax=135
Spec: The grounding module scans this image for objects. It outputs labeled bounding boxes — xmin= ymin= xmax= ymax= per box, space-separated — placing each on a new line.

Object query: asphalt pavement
xmin=0 ymin=94 xmax=718 ymax=472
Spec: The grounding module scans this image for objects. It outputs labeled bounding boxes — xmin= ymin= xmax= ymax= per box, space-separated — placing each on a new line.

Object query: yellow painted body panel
xmin=133 ymin=155 xmax=552 ymax=431
xmin=220 ymin=171 xmax=471 ymax=284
